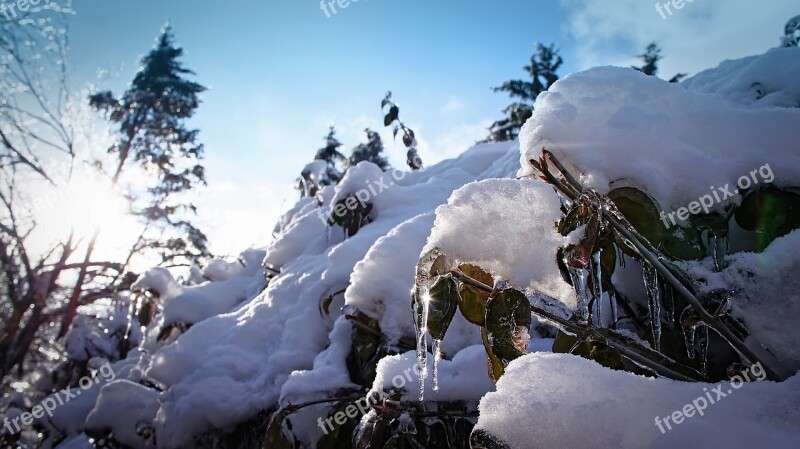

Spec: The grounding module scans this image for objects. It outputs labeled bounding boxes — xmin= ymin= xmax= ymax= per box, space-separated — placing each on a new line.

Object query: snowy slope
xmin=47 ymin=141 xmax=520 ymax=448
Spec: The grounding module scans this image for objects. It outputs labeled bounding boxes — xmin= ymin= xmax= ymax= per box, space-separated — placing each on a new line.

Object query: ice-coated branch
xmin=529 ymin=150 xmax=793 ymax=381
xmin=450 ymin=269 xmax=704 ymax=382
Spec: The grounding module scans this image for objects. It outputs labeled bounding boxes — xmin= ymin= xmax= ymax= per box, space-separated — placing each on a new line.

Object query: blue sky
xmin=62 ymin=0 xmax=798 ymax=255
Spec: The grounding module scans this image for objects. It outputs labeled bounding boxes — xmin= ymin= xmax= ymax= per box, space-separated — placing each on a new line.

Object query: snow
xmin=201 ymin=248 xmax=265 ymax=282
xmin=370 ymin=346 xmax=496 ymax=403
xmin=475 ymin=352 xmax=800 ymax=449
xmin=681 ymin=48 xmax=800 ymax=108
xmin=279 ymin=316 xmax=357 ymax=406
xmin=423 ymin=178 xmax=576 ymax=309
xmin=131 ymin=268 xmax=183 ymax=299
xmin=519 ymin=49 xmax=800 ymax=215
xmin=85 ymin=380 xmax=159 ymax=448
xmin=134 ymin=250 xmax=266 ymax=328
xmin=344 ymin=212 xmax=435 ymax=346
xmin=681 ymin=229 xmax=800 ymax=370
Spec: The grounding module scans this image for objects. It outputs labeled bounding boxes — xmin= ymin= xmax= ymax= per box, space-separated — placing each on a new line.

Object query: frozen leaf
xmin=427 ymin=274 xmax=459 ymax=340
xmin=485 ymin=288 xmax=532 ymax=361
xmin=481 ymin=328 xmax=505 ymax=383
xmin=608 ymin=187 xmax=666 ymax=257
xmin=457 ymin=263 xmax=493 ymax=326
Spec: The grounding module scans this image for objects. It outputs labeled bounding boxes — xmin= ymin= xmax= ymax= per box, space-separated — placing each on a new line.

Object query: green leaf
xmin=457 ymin=264 xmax=493 ymax=326
xmin=485 ymin=288 xmax=532 ymax=362
xmin=661 ymin=225 xmax=705 ymax=260
xmin=552 ymin=330 xmax=623 ymax=370
xmin=263 ymin=410 xmax=295 ymax=449
xmin=427 ymin=275 xmax=459 ymax=340
xmin=481 ymin=328 xmax=505 ymax=383
xmin=735 ymin=187 xmax=800 ymax=251
xmin=608 ymin=187 xmax=667 ymax=257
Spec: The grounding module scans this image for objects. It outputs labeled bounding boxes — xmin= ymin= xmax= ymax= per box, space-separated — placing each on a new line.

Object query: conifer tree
xmin=633 ymin=42 xmax=687 ymax=83
xmin=314 ymin=125 xmax=347 ymax=183
xmin=488 ymin=43 xmax=562 ymax=142
xmin=783 ymin=14 xmax=800 ymax=47
xmin=89 ymin=25 xmax=211 ymax=267
xmin=349 ymin=128 xmax=389 ymax=170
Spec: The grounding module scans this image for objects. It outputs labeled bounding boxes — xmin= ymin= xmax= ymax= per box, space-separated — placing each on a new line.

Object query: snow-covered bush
xmin=30 ymin=47 xmax=800 ymax=449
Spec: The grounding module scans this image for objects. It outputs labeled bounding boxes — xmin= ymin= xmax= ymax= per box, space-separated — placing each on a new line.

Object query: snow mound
xmin=475 ymin=352 xmax=800 ymax=449
xmin=519 ymin=49 xmax=800 ymax=214
xmin=423 ymin=178 xmax=576 ymax=309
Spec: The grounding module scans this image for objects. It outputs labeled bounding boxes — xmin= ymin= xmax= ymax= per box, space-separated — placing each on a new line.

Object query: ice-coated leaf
xmin=427 ymin=274 xmax=459 ymax=340
xmin=608 ymin=187 xmax=666 ymax=257
xmin=481 ymin=328 xmax=505 ymax=383
xmin=457 ymin=263 xmax=493 ymax=326
xmin=485 ymin=288 xmax=532 ymax=362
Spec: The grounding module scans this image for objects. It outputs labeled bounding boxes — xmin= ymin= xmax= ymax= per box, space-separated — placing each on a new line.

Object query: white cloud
xmin=560 ymin=0 xmax=797 ymax=77
xmin=423 ymin=120 xmax=494 ymax=163
xmin=441 ymin=98 xmax=466 ymax=115
xmin=195 ymin=176 xmax=294 ymax=257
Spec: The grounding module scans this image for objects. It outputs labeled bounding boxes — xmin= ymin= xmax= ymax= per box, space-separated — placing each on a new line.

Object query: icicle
xmin=716 ymin=234 xmax=728 ymax=271
xmin=642 ymin=263 xmax=662 ymax=352
xmin=701 ymin=229 xmax=728 ymax=272
xmin=609 ymin=291 xmax=619 ymax=329
xmin=698 ymin=324 xmax=709 ymax=377
xmin=592 ymin=251 xmax=603 ymax=326
xmin=431 ymin=339 xmax=442 ymax=391
xmin=567 ymin=266 xmax=590 ymax=322
xmin=663 ymin=285 xmax=675 ymax=326
xmin=414 ymin=288 xmax=430 ymax=401
xmin=683 ymin=325 xmax=696 ymax=359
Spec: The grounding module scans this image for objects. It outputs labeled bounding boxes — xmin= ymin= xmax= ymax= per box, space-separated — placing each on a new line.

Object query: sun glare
xmin=32 ymin=172 xmax=142 ymax=264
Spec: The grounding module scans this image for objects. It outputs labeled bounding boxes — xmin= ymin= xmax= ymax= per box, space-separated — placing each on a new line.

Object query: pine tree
xmin=488 ymin=43 xmax=562 ymax=142
xmin=349 ymin=128 xmax=389 ymax=170
xmin=314 ymin=125 xmax=347 ymax=183
xmin=783 ymin=14 xmax=800 ymax=47
xmin=89 ymin=25 xmax=211 ymax=266
xmin=633 ymin=42 xmax=687 ymax=83
xmin=632 ymin=42 xmax=661 ymax=76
